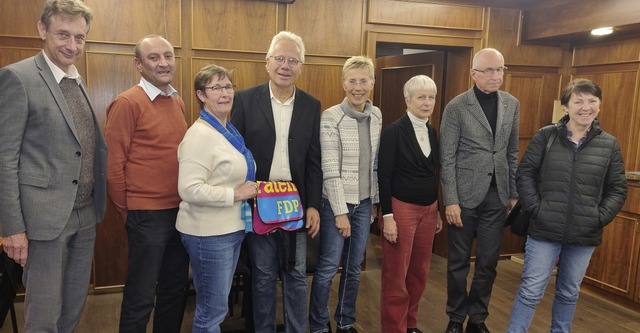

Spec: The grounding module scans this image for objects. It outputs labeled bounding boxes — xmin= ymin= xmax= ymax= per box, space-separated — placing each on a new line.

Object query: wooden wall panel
xmin=570 ymin=70 xmax=638 ymax=172
xmin=85 ymin=52 xmax=138 ymax=128
xmin=191 ymin=0 xmax=278 ymax=52
xmin=296 ymin=63 xmax=344 ymax=111
xmin=85 ymin=53 xmax=136 ymax=289
xmin=0 ymin=0 xmax=42 ymax=38
xmin=573 ymin=40 xmax=640 ymax=67
xmin=286 ymin=0 xmax=364 ymax=57
xmin=84 ymin=52 xmax=184 ymax=128
xmin=505 ymin=74 xmax=542 ymax=158
xmin=94 ymin=197 xmax=127 ymax=289
xmin=189 ymin=58 xmax=270 ymax=124
xmin=368 ymin=0 xmax=484 ymax=31
xmin=487 ymin=8 xmax=562 ymax=68
xmin=503 ymin=72 xmax=560 ymax=158
xmin=584 ymin=213 xmax=639 ymax=298
xmin=0 ymin=47 xmax=40 ymax=68
xmin=86 ymin=0 xmax=181 ymax=45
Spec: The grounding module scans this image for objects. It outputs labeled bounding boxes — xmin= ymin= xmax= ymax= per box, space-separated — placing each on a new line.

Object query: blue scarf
xmin=199 ymin=109 xmax=256 ymax=232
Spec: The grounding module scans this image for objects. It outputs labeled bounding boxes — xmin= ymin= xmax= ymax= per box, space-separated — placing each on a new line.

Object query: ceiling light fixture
xmin=591 ymin=27 xmax=614 ymax=36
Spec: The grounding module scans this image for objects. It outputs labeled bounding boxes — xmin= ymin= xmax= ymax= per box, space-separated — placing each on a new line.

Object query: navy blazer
xmin=230 ymin=82 xmax=322 ymax=211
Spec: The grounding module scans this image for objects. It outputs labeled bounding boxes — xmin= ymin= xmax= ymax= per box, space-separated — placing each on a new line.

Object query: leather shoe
xmin=445 ymin=321 xmax=464 ymax=333
xmin=466 ymin=322 xmax=490 ymax=333
xmin=336 ymin=327 xmax=358 ymax=333
xmin=407 ymin=329 xmax=424 ymax=333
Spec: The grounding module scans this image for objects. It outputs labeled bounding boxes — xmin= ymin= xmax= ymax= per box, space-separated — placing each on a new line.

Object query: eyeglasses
xmin=268 ymin=55 xmax=303 ymax=67
xmin=204 ymin=84 xmax=235 ymax=94
xmin=53 ymin=32 xmax=86 ymax=45
xmin=472 ymin=66 xmax=508 ymax=75
xmin=345 ymin=79 xmax=372 ymax=88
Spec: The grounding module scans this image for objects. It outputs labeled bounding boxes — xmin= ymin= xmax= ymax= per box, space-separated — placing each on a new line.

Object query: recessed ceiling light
xmin=591 ymin=27 xmax=614 ymax=36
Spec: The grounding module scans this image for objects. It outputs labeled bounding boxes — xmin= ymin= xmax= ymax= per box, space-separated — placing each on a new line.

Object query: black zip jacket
xmin=517 ymin=116 xmax=627 ymax=246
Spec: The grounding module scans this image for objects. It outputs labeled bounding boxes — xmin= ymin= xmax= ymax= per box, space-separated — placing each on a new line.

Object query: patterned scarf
xmin=199 ymin=109 xmax=256 ymax=232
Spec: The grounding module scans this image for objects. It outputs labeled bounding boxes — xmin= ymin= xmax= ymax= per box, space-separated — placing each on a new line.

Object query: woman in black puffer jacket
xmin=506 ymin=79 xmax=627 ymax=333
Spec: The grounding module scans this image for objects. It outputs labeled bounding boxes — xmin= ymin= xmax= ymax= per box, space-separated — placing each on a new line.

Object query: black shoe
xmin=445 ymin=321 xmax=464 ymax=333
xmin=465 ymin=322 xmax=490 ymax=333
xmin=407 ymin=328 xmax=424 ymax=333
xmin=336 ymin=327 xmax=358 ymax=333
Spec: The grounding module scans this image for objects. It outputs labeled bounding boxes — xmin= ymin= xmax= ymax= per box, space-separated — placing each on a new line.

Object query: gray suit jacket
xmin=0 ymin=51 xmax=107 ymax=240
xmin=440 ymin=87 xmax=519 ymax=208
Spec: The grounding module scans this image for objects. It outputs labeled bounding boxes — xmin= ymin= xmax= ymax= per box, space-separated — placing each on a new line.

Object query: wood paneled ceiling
xmin=436 ymin=0 xmax=640 ymax=45
xmin=432 ymin=0 xmax=545 ymax=10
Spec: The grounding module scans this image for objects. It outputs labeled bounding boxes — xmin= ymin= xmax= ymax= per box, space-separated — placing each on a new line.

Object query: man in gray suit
xmin=0 ymin=1 xmax=106 ymax=332
xmin=440 ymin=48 xmax=519 ymax=333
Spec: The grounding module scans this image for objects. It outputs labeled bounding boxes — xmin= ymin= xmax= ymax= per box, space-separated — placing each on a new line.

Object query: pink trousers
xmin=380 ymin=198 xmax=439 ymax=333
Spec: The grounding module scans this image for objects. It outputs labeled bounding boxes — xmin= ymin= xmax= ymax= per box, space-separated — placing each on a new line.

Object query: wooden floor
xmin=2 ymin=235 xmax=640 ymax=333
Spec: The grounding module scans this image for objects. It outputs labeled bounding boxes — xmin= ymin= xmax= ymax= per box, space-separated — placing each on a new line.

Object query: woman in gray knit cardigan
xmin=309 ymin=56 xmax=382 ymax=333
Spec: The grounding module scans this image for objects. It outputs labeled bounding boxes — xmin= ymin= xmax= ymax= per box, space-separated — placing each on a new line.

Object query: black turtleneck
xmin=474 ymin=84 xmax=498 ymax=186
xmin=473 ymin=84 xmax=498 ymax=138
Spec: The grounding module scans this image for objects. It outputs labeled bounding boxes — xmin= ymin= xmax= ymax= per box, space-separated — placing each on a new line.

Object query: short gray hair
xmin=403 ymin=75 xmax=437 ymax=99
xmin=266 ymin=31 xmax=306 ymax=63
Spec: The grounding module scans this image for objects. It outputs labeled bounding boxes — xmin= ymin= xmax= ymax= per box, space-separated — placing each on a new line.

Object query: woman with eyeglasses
xmin=309 ymin=56 xmax=382 ymax=333
xmin=176 ymin=64 xmax=258 ymax=333
xmin=378 ymin=75 xmax=443 ymax=333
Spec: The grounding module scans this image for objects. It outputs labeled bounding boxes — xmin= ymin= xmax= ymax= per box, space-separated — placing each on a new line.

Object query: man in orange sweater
xmin=105 ymin=35 xmax=190 ymax=333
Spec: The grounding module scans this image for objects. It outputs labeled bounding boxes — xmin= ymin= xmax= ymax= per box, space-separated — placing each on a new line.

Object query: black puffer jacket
xmin=517 ymin=116 xmax=627 ymax=246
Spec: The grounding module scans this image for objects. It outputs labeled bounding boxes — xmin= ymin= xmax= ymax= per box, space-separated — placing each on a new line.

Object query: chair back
xmin=0 ymin=250 xmax=22 ymax=328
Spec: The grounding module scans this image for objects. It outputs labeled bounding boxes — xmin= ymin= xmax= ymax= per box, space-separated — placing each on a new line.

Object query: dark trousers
xmin=446 ymin=187 xmax=506 ymax=324
xmin=119 ymin=208 xmax=190 ymax=333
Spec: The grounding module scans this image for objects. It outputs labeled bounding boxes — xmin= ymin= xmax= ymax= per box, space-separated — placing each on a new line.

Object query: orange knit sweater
xmin=105 ymin=86 xmax=188 ymax=215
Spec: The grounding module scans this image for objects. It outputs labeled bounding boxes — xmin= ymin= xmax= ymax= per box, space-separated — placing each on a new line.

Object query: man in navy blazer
xmin=0 ymin=1 xmax=106 ymax=332
xmin=440 ymin=48 xmax=520 ymax=333
xmin=231 ymin=31 xmax=322 ymax=333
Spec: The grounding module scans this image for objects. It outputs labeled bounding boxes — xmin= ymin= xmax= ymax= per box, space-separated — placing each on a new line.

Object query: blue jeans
xmin=309 ymin=198 xmax=371 ymax=332
xmin=248 ymin=230 xmax=308 ymax=333
xmin=181 ymin=231 xmax=245 ymax=333
xmin=507 ymin=236 xmax=595 ymax=333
